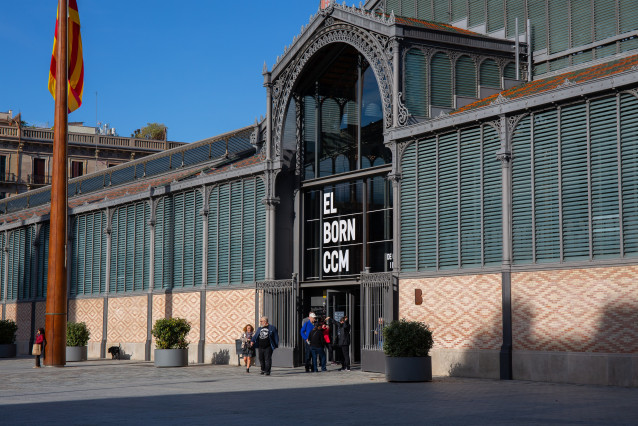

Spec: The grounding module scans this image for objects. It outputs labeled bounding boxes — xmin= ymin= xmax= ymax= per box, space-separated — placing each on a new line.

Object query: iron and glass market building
xmin=1 ymin=0 xmax=637 ymax=386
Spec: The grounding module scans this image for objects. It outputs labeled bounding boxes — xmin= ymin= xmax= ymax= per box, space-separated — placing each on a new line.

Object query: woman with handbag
xmin=33 ymin=328 xmax=45 ymax=368
xmin=240 ymin=324 xmax=256 ymax=373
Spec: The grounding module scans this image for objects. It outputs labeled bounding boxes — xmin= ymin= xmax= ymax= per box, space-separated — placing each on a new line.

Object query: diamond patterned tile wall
xmin=400 ymin=275 xmax=502 ymax=350
xmin=34 ymin=302 xmax=45 ymax=331
xmin=206 ymin=289 xmax=255 ymax=344
xmin=68 ymin=298 xmax=104 ymax=342
xmin=5 ymin=303 xmax=32 ymax=341
xmin=172 ymin=292 xmax=201 ymax=344
xmin=512 ymin=266 xmax=638 ymax=353
xmin=108 ymin=296 xmax=147 ymax=343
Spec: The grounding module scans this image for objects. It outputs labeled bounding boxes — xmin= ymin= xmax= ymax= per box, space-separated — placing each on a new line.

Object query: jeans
xmin=311 ymin=346 xmax=326 ymax=372
xmin=258 ymin=347 xmax=273 ymax=373
xmin=304 ymin=341 xmax=312 ymax=370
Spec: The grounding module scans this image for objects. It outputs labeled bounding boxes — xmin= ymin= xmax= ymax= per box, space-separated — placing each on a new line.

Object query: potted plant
xmin=383 ymin=319 xmax=434 ymax=382
xmin=0 ymin=319 xmax=18 ymax=358
xmin=151 ymin=317 xmax=191 ymax=367
xmin=66 ymin=321 xmax=90 ymax=362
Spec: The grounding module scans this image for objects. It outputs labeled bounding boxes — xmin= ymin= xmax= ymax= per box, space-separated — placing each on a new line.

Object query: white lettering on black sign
xmin=322 ymin=192 xmax=353 ymax=274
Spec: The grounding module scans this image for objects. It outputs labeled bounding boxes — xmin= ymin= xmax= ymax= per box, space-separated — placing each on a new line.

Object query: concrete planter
xmin=66 ymin=346 xmax=88 ymax=362
xmin=385 ymin=356 xmax=432 ymax=382
xmin=154 ymin=348 xmax=188 ymax=367
xmin=0 ymin=344 xmax=17 ymax=358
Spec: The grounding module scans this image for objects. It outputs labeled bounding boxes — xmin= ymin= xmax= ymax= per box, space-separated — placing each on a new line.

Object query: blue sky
xmin=0 ymin=1 xmax=323 ymax=142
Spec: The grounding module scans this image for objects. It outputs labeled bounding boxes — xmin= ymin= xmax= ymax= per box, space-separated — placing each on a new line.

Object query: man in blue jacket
xmin=251 ymin=316 xmax=279 ymax=376
xmin=300 ymin=312 xmax=316 ymax=372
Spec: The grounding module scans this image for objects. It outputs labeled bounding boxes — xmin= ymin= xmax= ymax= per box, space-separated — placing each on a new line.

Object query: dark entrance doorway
xmin=301 ymin=285 xmax=360 ymax=364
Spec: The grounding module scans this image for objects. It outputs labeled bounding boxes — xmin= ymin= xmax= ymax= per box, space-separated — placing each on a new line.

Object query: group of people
xmin=238 ymin=311 xmax=351 ymax=375
xmin=301 ymin=311 xmax=350 ymax=372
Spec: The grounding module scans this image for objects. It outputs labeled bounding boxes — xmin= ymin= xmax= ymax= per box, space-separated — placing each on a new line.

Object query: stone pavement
xmin=0 ymin=357 xmax=636 ymax=425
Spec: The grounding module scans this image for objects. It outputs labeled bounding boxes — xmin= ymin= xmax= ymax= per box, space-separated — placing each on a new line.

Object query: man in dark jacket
xmin=251 ymin=316 xmax=279 ymax=376
xmin=300 ymin=312 xmax=316 ymax=372
xmin=328 ymin=316 xmax=351 ymax=371
xmin=308 ymin=320 xmax=327 ymax=372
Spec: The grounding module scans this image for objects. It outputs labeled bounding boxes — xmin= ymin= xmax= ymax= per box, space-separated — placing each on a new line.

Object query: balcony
xmin=0 ymin=173 xmax=17 ymax=183
xmin=28 ymin=174 xmax=51 ymax=186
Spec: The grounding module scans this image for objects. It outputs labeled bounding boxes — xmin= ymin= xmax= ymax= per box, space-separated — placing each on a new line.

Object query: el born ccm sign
xmin=322 ymin=192 xmax=356 ymax=274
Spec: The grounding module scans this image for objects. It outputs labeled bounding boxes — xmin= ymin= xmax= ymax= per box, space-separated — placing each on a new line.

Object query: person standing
xmin=328 ymin=316 xmax=351 ymax=371
xmin=240 ymin=324 xmax=256 ymax=373
xmin=34 ymin=328 xmax=45 ymax=368
xmin=300 ymin=312 xmax=316 ymax=372
xmin=251 ymin=316 xmax=279 ymax=376
xmin=307 ymin=320 xmax=327 ymax=372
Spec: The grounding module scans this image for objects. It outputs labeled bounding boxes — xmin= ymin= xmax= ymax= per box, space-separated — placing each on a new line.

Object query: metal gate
xmin=255 ymin=276 xmax=299 ymax=367
xmin=360 ymin=271 xmax=396 ymax=373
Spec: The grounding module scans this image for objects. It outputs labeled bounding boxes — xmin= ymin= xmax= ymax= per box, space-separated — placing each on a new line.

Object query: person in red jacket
xmin=34 ymin=328 xmax=45 ymax=368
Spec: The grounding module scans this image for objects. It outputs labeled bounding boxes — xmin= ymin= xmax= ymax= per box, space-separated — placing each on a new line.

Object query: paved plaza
xmin=0 ymin=357 xmax=636 ymax=425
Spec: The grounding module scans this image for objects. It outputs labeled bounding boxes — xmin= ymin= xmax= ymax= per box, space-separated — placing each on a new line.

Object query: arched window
xmin=503 ymin=62 xmax=517 ymax=79
xmin=431 ymin=52 xmax=452 ymax=108
xmin=405 ymin=48 xmax=428 ymax=117
xmin=455 ymin=55 xmax=477 ymax=97
xmin=480 ymin=59 xmax=501 ymax=88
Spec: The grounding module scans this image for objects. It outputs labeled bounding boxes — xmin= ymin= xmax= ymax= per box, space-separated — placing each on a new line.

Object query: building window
xmin=71 ymin=161 xmax=84 ymax=178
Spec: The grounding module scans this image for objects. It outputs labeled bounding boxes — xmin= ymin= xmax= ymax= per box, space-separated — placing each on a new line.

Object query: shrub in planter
xmin=0 ymin=319 xmax=18 ymax=345
xmin=152 ymin=318 xmax=191 ymax=367
xmin=383 ymin=319 xmax=434 ymax=382
xmin=66 ymin=321 xmax=90 ymax=362
xmin=152 ymin=318 xmax=191 ymax=349
xmin=0 ymin=319 xmax=18 ymax=358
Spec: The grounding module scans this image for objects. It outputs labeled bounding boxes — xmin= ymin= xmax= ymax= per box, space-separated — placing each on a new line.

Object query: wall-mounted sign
xmin=322 ymin=192 xmax=358 ymax=275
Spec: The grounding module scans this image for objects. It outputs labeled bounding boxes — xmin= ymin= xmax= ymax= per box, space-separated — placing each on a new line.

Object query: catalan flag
xmin=48 ymin=0 xmax=84 ymax=113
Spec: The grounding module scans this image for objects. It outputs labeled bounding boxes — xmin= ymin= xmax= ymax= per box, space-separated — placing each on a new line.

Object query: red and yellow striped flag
xmin=48 ymin=0 xmax=84 ymax=113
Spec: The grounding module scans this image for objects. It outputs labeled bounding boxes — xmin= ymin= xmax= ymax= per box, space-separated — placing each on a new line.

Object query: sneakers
xmin=265 ymin=372 xmax=270 ymax=376
xmin=260 ymin=371 xmax=265 ymax=375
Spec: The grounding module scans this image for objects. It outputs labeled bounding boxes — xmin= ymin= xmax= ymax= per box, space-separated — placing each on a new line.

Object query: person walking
xmin=300 ymin=312 xmax=316 ymax=372
xmin=328 ymin=316 xmax=351 ymax=371
xmin=33 ymin=328 xmax=45 ymax=368
xmin=307 ymin=319 xmax=327 ymax=372
xmin=240 ymin=324 xmax=256 ymax=373
xmin=251 ymin=316 xmax=279 ymax=376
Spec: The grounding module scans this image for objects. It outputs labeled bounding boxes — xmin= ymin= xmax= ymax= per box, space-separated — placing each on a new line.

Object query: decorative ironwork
xmin=397 ymin=92 xmax=409 ymax=126
xmin=256 ymin=279 xmax=294 ymax=290
xmin=272 ymin=23 xmax=395 ymax=159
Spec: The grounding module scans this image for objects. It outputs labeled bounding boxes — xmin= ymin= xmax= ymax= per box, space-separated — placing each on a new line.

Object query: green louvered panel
xmin=621 ymin=94 xmax=638 ymax=255
xmin=405 ymin=49 xmax=428 ymax=117
xmin=111 ymin=206 xmax=129 ymax=293
xmin=173 ymin=192 xmax=186 ymax=288
xmin=456 ymin=55 xmax=476 ymax=97
xmin=84 ymin=214 xmax=93 ymax=294
xmin=37 ymin=222 xmax=50 ymax=297
xmin=506 ymin=0 xmax=525 ymax=38
xmin=535 ymin=62 xmax=548 ymax=75
xmin=144 ymin=204 xmax=151 ymax=290
xmin=92 ymin=213 xmax=106 ymax=294
xmin=79 ymin=216 xmax=89 ymax=294
xmin=503 ymin=62 xmax=516 ymax=79
xmin=620 ymin=0 xmax=638 ymax=33
xmin=527 ymin=0 xmax=547 ymax=52
xmin=7 ymin=229 xmax=23 ymax=300
xmin=400 ymin=143 xmax=417 ymax=271
xmin=434 ymin=0 xmax=449 ymax=22
xmin=571 ymin=1 xmax=592 ymax=48
xmin=417 ymin=138 xmax=437 ymax=270
xmin=242 ymin=179 xmax=256 ymax=282
xmin=71 ymin=216 xmax=83 ymax=295
xmin=207 ymin=187 xmax=219 ymax=285
xmin=483 ymin=125 xmax=502 ymax=265
xmin=620 ymin=37 xmax=638 ymax=52
xmin=595 ymin=43 xmax=617 ymax=59
xmin=431 ymin=52 xmax=452 ymax=107
xmin=590 ymin=96 xmax=621 ymax=258
xmin=155 ymin=197 xmax=174 ymax=289
xmin=194 ymin=190 xmax=203 ymax=287
xmin=304 ymin=96 xmax=316 ymax=180
xmin=19 ymin=227 xmax=34 ymax=299
xmin=133 ymin=203 xmax=149 ymax=291
xmin=255 ymin=178 xmax=266 ymax=281
xmin=460 ymin=128 xmax=482 ymax=267
xmin=594 ymin=0 xmax=617 ymax=41
xmin=452 ymin=0 xmax=468 ymax=22
xmin=124 ymin=205 xmax=136 ymax=292
xmin=109 ymin=209 xmax=119 ymax=292
xmin=230 ymin=181 xmax=243 ymax=284
xmin=417 ymin=0 xmax=433 ymax=20
xmin=386 ymin=0 xmax=400 ymax=14
xmin=487 ymin=0 xmax=504 ymax=32
xmin=512 ymin=116 xmax=533 ymax=264
xmin=550 ymin=57 xmax=569 ymax=72
xmin=479 ymin=59 xmax=500 ymax=89
xmin=573 ymin=51 xmax=593 ymax=65
xmin=438 ymin=133 xmax=459 ymax=269
xmin=181 ymin=191 xmax=194 ymax=287
xmin=548 ymin=0 xmax=569 ymax=54
xmin=560 ymin=103 xmax=590 ymax=261
xmin=218 ymin=184 xmax=230 ymax=285
xmin=469 ymin=0 xmax=485 ymax=27
xmin=534 ymin=110 xmax=560 ymax=263
xmin=0 ymin=233 xmax=4 ymax=301
xmin=403 ymin=0 xmax=416 ymax=17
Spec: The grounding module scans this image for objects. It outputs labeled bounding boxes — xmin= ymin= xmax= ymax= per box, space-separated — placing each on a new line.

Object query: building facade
xmin=1 ymin=1 xmax=637 ymax=387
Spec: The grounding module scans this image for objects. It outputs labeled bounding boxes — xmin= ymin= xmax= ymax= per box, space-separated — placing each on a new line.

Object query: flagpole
xmin=45 ymin=0 xmax=68 ymax=367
